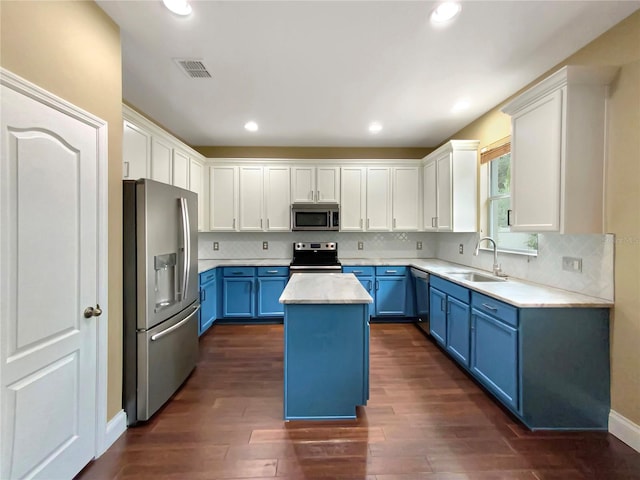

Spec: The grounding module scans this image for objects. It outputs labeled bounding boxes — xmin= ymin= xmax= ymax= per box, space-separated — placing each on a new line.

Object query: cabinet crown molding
xmin=422 ymin=140 xmax=480 ymax=163
xmin=502 ymin=65 xmax=619 ymax=115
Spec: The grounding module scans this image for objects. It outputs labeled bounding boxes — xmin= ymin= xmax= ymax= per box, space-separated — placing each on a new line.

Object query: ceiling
xmin=97 ymin=1 xmax=639 ymax=148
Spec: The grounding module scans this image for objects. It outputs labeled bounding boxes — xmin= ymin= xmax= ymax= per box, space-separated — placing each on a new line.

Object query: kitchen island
xmin=279 ymin=273 xmax=373 ymax=420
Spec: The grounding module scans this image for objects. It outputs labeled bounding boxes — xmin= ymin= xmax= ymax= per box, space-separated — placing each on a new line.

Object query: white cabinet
xmin=239 ymin=166 xmax=264 ymax=231
xmin=366 ymin=167 xmax=392 ymax=231
xmin=340 ymin=167 xmax=366 ymax=231
xmin=264 ymin=166 xmax=291 ymax=231
xmin=189 ymin=158 xmax=205 ymax=231
xmin=422 ymin=140 xmax=479 ymax=232
xmin=172 ymin=149 xmax=190 ymax=190
xmin=392 ymin=167 xmax=421 ymax=231
xmin=150 ymin=137 xmax=172 ymax=184
xmin=123 ymin=120 xmax=150 ymax=180
xmin=291 ymin=166 xmax=340 ymax=203
xmin=502 ymin=65 xmax=617 ymax=233
xmin=209 ymin=166 xmax=238 ymax=231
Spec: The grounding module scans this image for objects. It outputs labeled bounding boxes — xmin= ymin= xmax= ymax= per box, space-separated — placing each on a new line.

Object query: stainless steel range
xmin=289 ymin=242 xmax=342 ymax=276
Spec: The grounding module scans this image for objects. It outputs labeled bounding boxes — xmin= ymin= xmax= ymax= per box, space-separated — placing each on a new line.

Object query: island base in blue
xmin=283 ymin=303 xmax=369 ymax=421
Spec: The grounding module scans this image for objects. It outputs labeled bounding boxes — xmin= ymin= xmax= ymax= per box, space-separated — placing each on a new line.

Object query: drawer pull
xmin=266 ymin=270 xmax=279 ymax=274
xmin=352 ymin=270 xmax=363 ymax=274
xmin=232 ymin=271 xmax=242 ymax=275
xmin=385 ymin=270 xmax=397 ymax=274
xmin=482 ymin=303 xmax=498 ymax=312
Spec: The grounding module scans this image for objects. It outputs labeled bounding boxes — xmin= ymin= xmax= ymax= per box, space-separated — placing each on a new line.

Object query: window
xmin=483 ymin=141 xmax=538 ymax=254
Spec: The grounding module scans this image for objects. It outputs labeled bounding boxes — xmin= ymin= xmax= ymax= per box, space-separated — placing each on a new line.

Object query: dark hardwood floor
xmin=77 ymin=324 xmax=640 ymax=479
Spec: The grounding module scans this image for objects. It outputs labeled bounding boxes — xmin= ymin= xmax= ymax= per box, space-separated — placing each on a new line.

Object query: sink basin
xmin=447 ymin=272 xmax=507 ymax=283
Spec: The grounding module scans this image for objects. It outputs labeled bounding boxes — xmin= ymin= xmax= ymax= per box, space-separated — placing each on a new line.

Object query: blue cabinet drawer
xmin=257 ymin=266 xmax=289 ymax=277
xmin=223 ymin=266 xmax=255 ymax=277
xmin=375 ymin=266 xmax=407 ymax=276
xmin=199 ymin=269 xmax=216 ymax=284
xmin=343 ymin=266 xmax=375 ymax=276
xmin=471 ymin=292 xmax=518 ymax=327
xmin=431 ymin=275 xmax=470 ymax=303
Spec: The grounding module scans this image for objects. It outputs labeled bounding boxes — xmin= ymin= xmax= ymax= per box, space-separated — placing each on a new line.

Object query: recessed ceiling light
xmin=162 ymin=0 xmax=192 ymax=16
xmin=368 ymin=122 xmax=383 ymax=134
xmin=244 ymin=121 xmax=259 ymax=132
xmin=452 ymin=99 xmax=470 ymax=113
xmin=430 ymin=2 xmax=462 ymax=24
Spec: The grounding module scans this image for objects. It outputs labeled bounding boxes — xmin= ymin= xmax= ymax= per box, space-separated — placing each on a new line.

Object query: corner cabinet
xmin=502 ymin=65 xmax=618 ymax=233
xmin=422 ymin=140 xmax=479 ymax=232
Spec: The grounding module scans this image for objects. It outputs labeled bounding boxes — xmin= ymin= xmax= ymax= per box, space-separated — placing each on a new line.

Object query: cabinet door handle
xmin=360 ymin=219 xmax=363 ymax=229
xmin=368 ymin=280 xmax=372 ymax=291
xmin=260 ymin=219 xmax=263 ymax=229
xmin=267 ymin=218 xmax=270 ymax=229
xmin=507 ymin=209 xmax=513 ymax=227
xmin=482 ymin=303 xmax=498 ymax=312
xmin=317 ymin=190 xmax=320 ymax=202
xmin=310 ymin=190 xmax=313 ymax=201
xmin=233 ymin=218 xmax=236 ymax=229
xmin=440 ymin=298 xmax=445 ymax=312
xmin=367 ymin=218 xmax=370 ymax=229
xmin=200 ymin=290 xmax=206 ymax=302
xmin=431 ymin=217 xmax=436 ymax=228
xmin=124 ymin=161 xmax=130 ymax=178
xmin=375 ymin=280 xmax=379 ymax=291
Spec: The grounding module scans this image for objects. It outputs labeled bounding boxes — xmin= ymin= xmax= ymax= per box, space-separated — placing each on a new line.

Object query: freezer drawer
xmin=136 ymin=303 xmax=199 ymax=422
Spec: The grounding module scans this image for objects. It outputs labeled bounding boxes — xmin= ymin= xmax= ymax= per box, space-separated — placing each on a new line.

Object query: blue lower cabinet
xmin=470 ymin=308 xmax=518 ymax=410
xmin=223 ymin=277 xmax=255 ymax=317
xmin=446 ymin=296 xmax=471 ymax=367
xmin=199 ymin=268 xmax=218 ymax=335
xmin=257 ymin=277 xmax=287 ymax=317
xmin=429 ymin=287 xmax=447 ymax=345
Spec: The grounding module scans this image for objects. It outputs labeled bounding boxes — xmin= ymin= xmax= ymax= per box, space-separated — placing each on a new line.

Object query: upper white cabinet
xmin=502 ymin=65 xmax=618 ymax=233
xmin=150 ymin=137 xmax=172 ymax=184
xmin=291 ymin=166 xmax=340 ymax=203
xmin=366 ymin=167 xmax=392 ymax=231
xmin=264 ymin=166 xmax=291 ymax=231
xmin=422 ymin=140 xmax=479 ymax=232
xmin=122 ymin=120 xmax=150 ymax=180
xmin=392 ymin=167 xmax=421 ymax=231
xmin=209 ymin=166 xmax=238 ymax=231
xmin=340 ymin=167 xmax=366 ymax=231
xmin=239 ymin=166 xmax=264 ymax=231
xmin=172 ymin=149 xmax=190 ymax=190
xmin=189 ymin=158 xmax=205 ymax=231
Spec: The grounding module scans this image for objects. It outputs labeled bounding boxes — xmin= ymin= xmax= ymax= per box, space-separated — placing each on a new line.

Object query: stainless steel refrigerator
xmin=123 ymin=179 xmax=199 ymax=425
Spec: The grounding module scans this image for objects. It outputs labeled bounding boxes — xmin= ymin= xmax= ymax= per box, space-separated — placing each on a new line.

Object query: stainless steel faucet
xmin=474 ymin=236 xmax=506 ymax=277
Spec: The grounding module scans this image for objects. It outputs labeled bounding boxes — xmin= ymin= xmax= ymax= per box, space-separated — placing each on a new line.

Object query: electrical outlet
xmin=459 ymin=244 xmax=464 ymax=254
xmin=562 ymin=256 xmax=582 ymax=272
xmin=213 ymin=242 xmax=219 ymax=251
xmin=262 ymin=241 xmax=269 ymax=250
xmin=416 ymin=241 xmax=423 ymax=250
xmin=357 ymin=241 xmax=364 ymax=250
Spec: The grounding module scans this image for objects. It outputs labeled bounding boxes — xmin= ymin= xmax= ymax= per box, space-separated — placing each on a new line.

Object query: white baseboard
xmin=609 ymin=410 xmax=640 ymax=453
xmin=97 ymin=410 xmax=127 ymax=457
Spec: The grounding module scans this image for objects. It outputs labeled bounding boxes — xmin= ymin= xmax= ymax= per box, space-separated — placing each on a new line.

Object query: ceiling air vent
xmin=174 ymin=59 xmax=212 ymax=79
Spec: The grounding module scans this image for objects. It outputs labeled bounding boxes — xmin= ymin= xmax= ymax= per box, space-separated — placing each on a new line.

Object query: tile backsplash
xmin=198 ymin=231 xmax=435 ymax=260
xmin=198 ymin=231 xmax=614 ymax=301
xmin=432 ymin=232 xmax=614 ymax=301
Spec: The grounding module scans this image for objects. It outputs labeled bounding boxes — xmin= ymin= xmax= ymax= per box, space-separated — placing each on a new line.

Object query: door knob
xmin=84 ymin=304 xmax=103 ymax=318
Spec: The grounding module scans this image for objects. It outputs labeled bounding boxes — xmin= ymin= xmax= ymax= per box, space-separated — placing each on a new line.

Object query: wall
xmin=0 ymin=1 xmax=123 ymax=421
xmin=446 ymin=11 xmax=640 ymax=427
xmin=194 ymin=146 xmax=431 ymax=159
xmin=198 ymin=232 xmax=435 ymax=261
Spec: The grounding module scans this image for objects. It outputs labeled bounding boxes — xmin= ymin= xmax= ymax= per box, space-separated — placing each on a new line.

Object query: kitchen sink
xmin=446 ymin=272 xmax=507 ymax=283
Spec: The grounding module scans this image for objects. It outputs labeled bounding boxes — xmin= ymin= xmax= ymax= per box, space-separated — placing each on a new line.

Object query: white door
xmin=366 ymin=167 xmax=391 ymax=231
xmin=239 ymin=166 xmax=264 ymax=231
xmin=1 ymin=78 xmax=101 ymax=478
xmin=209 ymin=166 xmax=237 ymax=231
xmin=150 ymin=137 xmax=172 ymax=184
xmin=316 ymin=166 xmax=340 ymax=203
xmin=189 ymin=159 xmax=205 ymax=231
xmin=392 ymin=167 xmax=420 ymax=231
xmin=264 ymin=166 xmax=290 ymax=231
xmin=340 ymin=167 xmax=366 ymax=231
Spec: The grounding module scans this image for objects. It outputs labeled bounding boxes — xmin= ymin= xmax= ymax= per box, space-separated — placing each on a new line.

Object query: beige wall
xmin=1 ymin=1 xmax=124 ymax=420
xmin=194 ymin=145 xmax=432 ymax=159
xmin=449 ymin=11 xmax=640 ymax=425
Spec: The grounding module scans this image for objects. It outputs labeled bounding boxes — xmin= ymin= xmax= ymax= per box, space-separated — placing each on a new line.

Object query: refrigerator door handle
xmin=179 ymin=197 xmax=191 ymax=301
xmin=151 ymin=305 xmax=200 ymax=342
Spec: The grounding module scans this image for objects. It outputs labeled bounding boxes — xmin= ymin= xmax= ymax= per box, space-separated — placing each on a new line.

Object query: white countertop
xmin=198 ymin=257 xmax=612 ymax=308
xmin=279 ymin=273 xmax=374 ymax=304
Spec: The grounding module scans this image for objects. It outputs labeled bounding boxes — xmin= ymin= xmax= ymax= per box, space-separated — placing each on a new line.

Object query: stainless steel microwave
xmin=291 ymin=203 xmax=339 ymax=231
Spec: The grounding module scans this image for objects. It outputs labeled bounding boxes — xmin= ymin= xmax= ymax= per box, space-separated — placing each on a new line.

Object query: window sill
xmin=479 ymin=246 xmax=538 ymax=258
